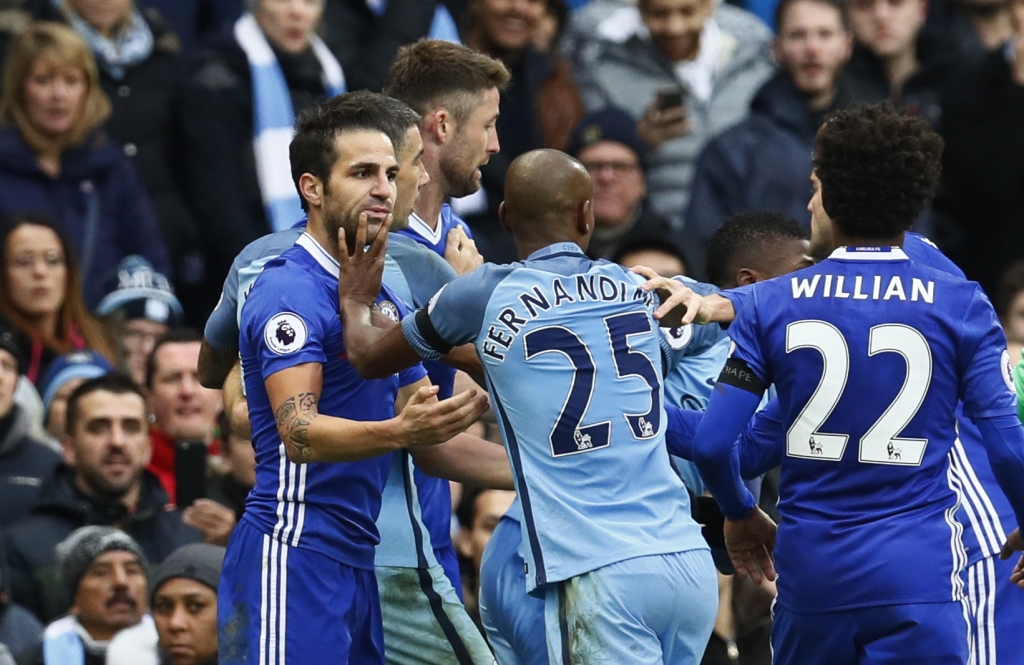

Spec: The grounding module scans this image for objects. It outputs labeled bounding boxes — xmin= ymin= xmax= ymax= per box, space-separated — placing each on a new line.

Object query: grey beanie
xmin=56 ymin=526 xmax=149 ymax=594
xmin=150 ymin=543 xmax=225 ymax=602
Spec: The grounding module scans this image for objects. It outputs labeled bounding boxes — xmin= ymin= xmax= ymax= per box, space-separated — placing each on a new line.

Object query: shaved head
xmin=500 ymin=150 xmax=594 ymax=254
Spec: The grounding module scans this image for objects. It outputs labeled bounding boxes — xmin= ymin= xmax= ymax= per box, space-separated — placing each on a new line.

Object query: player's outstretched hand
xmin=724 ymin=506 xmax=777 ymax=584
xmin=444 ymin=227 xmax=484 ymax=275
xmin=397 ymin=385 xmax=490 ymax=448
xmin=337 ymin=212 xmax=391 ymax=308
xmin=999 ymin=528 xmax=1024 ymax=588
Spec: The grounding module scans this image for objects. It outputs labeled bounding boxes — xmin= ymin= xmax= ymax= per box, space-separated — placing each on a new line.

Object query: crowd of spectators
xmin=0 ymin=0 xmax=1019 ymax=661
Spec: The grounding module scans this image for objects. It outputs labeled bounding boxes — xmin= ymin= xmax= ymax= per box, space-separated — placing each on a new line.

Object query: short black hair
xmin=146 ymin=328 xmax=203 ymax=388
xmin=813 ymin=103 xmax=943 ymax=241
xmin=66 ymin=373 xmax=144 ymax=435
xmin=775 ymin=0 xmax=849 ymax=33
xmin=611 ymin=235 xmax=689 ymax=275
xmin=706 ymin=211 xmax=807 ymax=289
xmin=290 ymin=91 xmax=421 ymax=212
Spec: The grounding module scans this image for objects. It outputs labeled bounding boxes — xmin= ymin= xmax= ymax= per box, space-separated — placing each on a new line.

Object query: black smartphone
xmin=656 ymin=86 xmax=685 ymax=110
xmin=175 ymin=440 xmax=208 ymax=509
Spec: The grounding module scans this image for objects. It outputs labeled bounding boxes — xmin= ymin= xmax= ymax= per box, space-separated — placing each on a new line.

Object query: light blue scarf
xmin=61 ymin=3 xmax=154 ymax=80
xmin=234 ymin=13 xmax=346 ymax=232
xmin=42 ymin=616 xmax=88 ymax=665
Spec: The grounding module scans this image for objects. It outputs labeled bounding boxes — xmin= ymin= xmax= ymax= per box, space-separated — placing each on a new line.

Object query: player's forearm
xmin=223 ymin=363 xmax=251 ymax=440
xmin=199 ymin=338 xmax=238 ymax=389
xmin=691 ymin=384 xmax=760 ymax=521
xmin=280 ymin=409 xmax=405 ymax=464
xmin=340 ymin=300 xmax=424 ymax=379
xmin=412 ymin=433 xmax=514 ymax=490
xmin=442 ymin=345 xmax=484 ymax=379
xmin=974 ymin=414 xmax=1024 ymax=530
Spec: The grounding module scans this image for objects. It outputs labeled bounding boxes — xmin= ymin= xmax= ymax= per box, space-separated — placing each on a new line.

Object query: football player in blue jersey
xmin=218 ymin=96 xmax=513 ymax=665
xmin=383 ymin=40 xmax=509 ymax=275
xmin=680 ymin=103 xmax=1024 ymax=665
xmin=338 ymin=149 xmax=721 ymax=665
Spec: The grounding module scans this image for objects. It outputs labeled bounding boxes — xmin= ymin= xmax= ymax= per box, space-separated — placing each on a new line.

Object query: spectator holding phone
xmin=572 ymin=0 xmax=774 ymax=226
xmin=2 ymin=375 xmax=199 ymax=624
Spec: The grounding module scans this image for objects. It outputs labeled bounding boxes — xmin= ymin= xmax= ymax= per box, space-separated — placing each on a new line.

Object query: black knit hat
xmin=150 ymin=543 xmax=225 ymax=602
xmin=0 ymin=326 xmax=23 ymax=375
xmin=566 ymin=107 xmax=649 ymax=171
xmin=56 ymin=526 xmax=149 ymax=594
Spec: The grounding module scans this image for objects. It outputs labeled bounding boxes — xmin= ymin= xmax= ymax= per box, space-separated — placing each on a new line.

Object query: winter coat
xmin=2 ymin=467 xmax=200 ymax=623
xmin=0 ymin=128 xmax=171 ymax=310
xmin=685 ymin=73 xmax=850 ymax=279
xmin=177 ymin=37 xmax=334 ymax=316
xmin=571 ymin=4 xmax=774 ymax=225
xmin=842 ymin=29 xmax=965 ymax=128
xmin=933 ymin=47 xmax=1024 ymax=296
xmin=0 ymin=406 xmax=60 ymax=528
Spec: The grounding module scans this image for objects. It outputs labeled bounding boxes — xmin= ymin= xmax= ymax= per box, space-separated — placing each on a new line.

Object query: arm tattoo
xmin=274 ymin=392 xmax=319 ymax=461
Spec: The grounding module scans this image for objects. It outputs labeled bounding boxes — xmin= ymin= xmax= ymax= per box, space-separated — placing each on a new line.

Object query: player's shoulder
xmin=903 ymin=232 xmax=966 ymax=279
xmin=441 ymin=203 xmax=470 ymax=232
xmin=231 ymin=227 xmax=304 ymax=272
xmin=244 ymin=245 xmax=330 ymax=313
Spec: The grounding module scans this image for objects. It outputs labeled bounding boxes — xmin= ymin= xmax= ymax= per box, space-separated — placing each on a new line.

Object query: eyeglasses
xmin=580 ymin=160 xmax=641 ymax=176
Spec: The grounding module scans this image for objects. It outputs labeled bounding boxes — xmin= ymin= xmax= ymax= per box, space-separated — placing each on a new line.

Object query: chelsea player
xmin=219 ymin=98 xmax=493 ymax=665
xmin=687 ymin=104 xmax=1024 ymax=665
xmin=338 ymin=149 xmax=718 ymax=665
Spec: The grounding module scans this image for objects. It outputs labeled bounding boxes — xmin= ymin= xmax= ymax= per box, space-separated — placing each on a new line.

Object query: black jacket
xmin=933 ymin=48 xmax=1024 ymax=295
xmin=2 ymin=467 xmax=201 ymax=623
xmin=843 ymin=29 xmax=964 ymax=128
xmin=0 ymin=406 xmax=60 ymax=529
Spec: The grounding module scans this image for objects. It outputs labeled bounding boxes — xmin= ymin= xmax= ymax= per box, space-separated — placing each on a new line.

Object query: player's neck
xmin=305 ymin=215 xmax=342 ymax=258
xmin=413 ymin=180 xmax=445 ymax=232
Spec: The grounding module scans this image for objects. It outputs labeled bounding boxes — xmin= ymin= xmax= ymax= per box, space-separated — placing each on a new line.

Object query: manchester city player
xmin=219 ymin=97 xmax=495 ymax=665
xmin=687 ymin=104 xmax=1024 ymax=665
xmin=338 ymin=149 xmax=718 ymax=665
xmin=384 ymin=40 xmax=507 ymax=275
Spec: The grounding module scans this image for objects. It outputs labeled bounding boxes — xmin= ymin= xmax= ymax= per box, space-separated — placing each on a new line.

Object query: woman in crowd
xmin=0 ymin=213 xmax=113 ymax=385
xmin=0 ymin=22 xmax=171 ymax=309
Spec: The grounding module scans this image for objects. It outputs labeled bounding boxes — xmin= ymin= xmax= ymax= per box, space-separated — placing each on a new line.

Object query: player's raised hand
xmin=444 ymin=226 xmax=484 ymax=275
xmin=633 ymin=266 xmax=738 ymax=326
xmin=724 ymin=506 xmax=777 ymax=584
xmin=337 ymin=211 xmax=391 ymax=308
xmin=999 ymin=528 xmax=1024 ymax=588
xmin=396 ymin=385 xmax=490 ymax=448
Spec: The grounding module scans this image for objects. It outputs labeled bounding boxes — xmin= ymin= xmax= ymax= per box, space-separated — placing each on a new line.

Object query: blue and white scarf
xmin=234 ymin=13 xmax=346 ymax=232
xmin=62 ymin=3 xmax=154 ymax=80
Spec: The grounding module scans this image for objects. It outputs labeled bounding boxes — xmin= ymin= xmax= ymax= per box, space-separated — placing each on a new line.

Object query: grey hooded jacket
xmin=571 ymin=3 xmax=775 ymax=226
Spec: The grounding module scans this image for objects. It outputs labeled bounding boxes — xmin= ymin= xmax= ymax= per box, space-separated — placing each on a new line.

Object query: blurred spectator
xmin=571 ymin=0 xmax=774 ymax=226
xmin=844 ymin=0 xmax=962 ymax=126
xmin=454 ymin=486 xmax=516 ymax=622
xmin=685 ymin=0 xmax=852 ymax=279
xmin=13 ymin=526 xmax=149 ymax=665
xmin=53 ymin=0 xmax=201 ymax=305
xmin=178 ymin=0 xmax=344 ymax=322
xmin=207 ymin=411 xmax=253 ymax=522
xmin=138 ymin=0 xmax=243 ymax=54
xmin=144 ymin=330 xmax=222 ymax=505
xmin=0 ymin=22 xmax=171 ymax=308
xmin=938 ymin=0 xmax=1015 ymax=54
xmin=96 ymin=256 xmax=184 ymax=387
xmin=997 ymin=261 xmax=1024 ymax=360
xmin=613 ymin=235 xmax=689 ymax=276
xmin=459 ymin=0 xmax=584 ymax=261
xmin=0 ymin=327 xmax=60 ymax=528
xmin=933 ymin=0 xmax=1024 ymax=296
xmin=2 ymin=374 xmax=199 ymax=624
xmin=38 ymin=350 xmax=113 ymax=443
xmin=147 ymin=543 xmax=223 ymax=665
xmin=564 ymin=107 xmax=678 ymax=260
xmin=1 ymin=538 xmax=44 ymax=658
xmin=532 ymin=0 xmax=570 ymax=52
xmin=0 ymin=213 xmax=113 ymax=384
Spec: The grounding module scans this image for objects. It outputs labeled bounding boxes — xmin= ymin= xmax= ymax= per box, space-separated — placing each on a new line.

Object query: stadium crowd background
xmin=0 ymin=0 xmax=1020 ymax=662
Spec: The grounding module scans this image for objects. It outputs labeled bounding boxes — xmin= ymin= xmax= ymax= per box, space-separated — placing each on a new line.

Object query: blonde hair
xmin=0 ymin=22 xmax=111 ymax=155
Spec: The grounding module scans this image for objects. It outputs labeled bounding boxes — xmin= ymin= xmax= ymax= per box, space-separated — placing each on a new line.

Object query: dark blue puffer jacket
xmin=0 ymin=127 xmax=171 ymax=309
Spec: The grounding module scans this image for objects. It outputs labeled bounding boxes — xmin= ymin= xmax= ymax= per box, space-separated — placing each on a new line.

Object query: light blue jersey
xmin=403 ymin=243 xmax=706 ymax=592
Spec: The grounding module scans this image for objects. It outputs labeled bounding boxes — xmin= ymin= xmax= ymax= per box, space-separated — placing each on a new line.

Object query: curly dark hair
xmin=813 ymin=103 xmax=943 ymax=241
xmin=706 ymin=211 xmax=807 ymax=289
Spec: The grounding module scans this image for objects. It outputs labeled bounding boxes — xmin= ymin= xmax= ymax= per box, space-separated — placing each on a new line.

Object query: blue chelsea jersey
xmin=239 ymin=233 xmax=427 ymax=570
xmin=724 ymin=245 xmax=1018 ymax=612
xmin=403 ymin=243 xmax=706 ymax=592
xmin=397 ymin=203 xmax=472 ymax=256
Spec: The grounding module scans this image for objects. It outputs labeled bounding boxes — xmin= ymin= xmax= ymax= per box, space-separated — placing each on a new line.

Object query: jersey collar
xmin=296 ymin=233 xmax=340 ymax=278
xmin=527 ymin=243 xmax=587 ymax=261
xmin=408 ymin=212 xmax=444 ymax=245
xmin=829 ymin=246 xmax=909 ymax=262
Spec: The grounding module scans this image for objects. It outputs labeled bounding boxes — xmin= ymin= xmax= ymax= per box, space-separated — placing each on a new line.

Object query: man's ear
xmin=428 ymin=108 xmax=454 ymax=145
xmin=454 ymin=527 xmax=472 ymax=559
xmin=578 ymin=199 xmax=593 ymax=235
xmin=498 ymin=201 xmax=512 ymax=234
xmin=736 ymin=268 xmax=763 ymax=286
xmin=298 ymin=174 xmax=323 ymax=210
xmin=61 ymin=436 xmax=76 ymax=467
